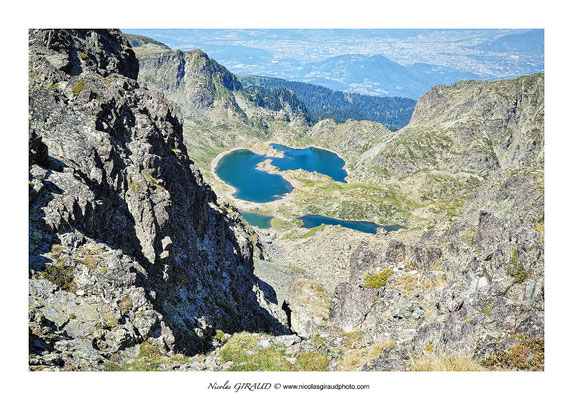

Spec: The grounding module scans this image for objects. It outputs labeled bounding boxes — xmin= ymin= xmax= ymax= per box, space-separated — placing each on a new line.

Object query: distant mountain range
xmin=122 ymin=29 xmax=544 ymax=99
xmin=478 ymin=29 xmax=544 ymax=53
xmin=290 ymin=54 xmax=480 ymax=99
xmin=125 ymin=34 xmax=416 ymax=130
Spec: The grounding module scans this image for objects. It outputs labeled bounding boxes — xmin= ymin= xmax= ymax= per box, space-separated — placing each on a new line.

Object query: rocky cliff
xmin=133 ymin=45 xmax=310 ymax=128
xmin=129 ymin=44 xmax=312 ymax=175
xmin=327 ymin=76 xmax=544 ymax=370
xmin=328 ymin=210 xmax=543 ymax=368
xmin=351 ymin=75 xmax=543 ymax=181
xmin=28 ymin=29 xmax=285 ymax=371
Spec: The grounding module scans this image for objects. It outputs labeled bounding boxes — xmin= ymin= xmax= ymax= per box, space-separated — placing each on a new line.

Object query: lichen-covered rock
xmin=283 ymin=278 xmax=330 ymax=338
xmin=325 ymin=71 xmax=544 ymax=370
xmin=29 ymin=29 xmax=286 ymax=371
xmin=329 ymin=209 xmax=544 ymax=365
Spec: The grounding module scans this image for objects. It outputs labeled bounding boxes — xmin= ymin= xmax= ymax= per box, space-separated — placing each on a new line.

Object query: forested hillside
xmin=239 ymin=75 xmax=416 ymax=130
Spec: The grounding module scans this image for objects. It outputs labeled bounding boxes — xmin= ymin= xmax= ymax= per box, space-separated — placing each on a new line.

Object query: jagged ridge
xmin=28 ymin=29 xmax=286 ymax=371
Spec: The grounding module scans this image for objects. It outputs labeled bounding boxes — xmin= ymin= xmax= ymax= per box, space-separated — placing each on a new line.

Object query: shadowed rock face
xmin=29 ymin=29 xmax=286 ymax=370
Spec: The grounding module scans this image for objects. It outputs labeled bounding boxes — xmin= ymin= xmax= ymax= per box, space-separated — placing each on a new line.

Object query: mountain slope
xmin=133 ymin=45 xmax=312 ymax=173
xmin=356 ymin=74 xmax=544 ymax=178
xmin=326 ymin=77 xmax=544 ymax=369
xmin=343 ymin=74 xmax=544 ymax=223
xmin=133 ymin=45 xmax=310 ymax=126
xmin=29 ymin=29 xmax=285 ymax=370
xmin=125 ymin=33 xmax=171 ymax=49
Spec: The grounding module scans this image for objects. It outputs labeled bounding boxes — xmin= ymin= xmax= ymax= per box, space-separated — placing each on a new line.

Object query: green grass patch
xmin=506 ymin=264 xmax=528 ymax=284
xmin=481 ymin=337 xmax=544 ymax=371
xmin=510 ymin=247 xmax=519 ymax=265
xmin=283 ymin=264 xmax=306 ymax=275
xmin=505 ymin=247 xmax=528 ymax=284
xmin=71 ymin=80 xmax=87 ymax=96
xmin=364 ymin=269 xmax=393 ymax=289
xmin=291 ymin=176 xmax=413 ymax=225
xmin=220 ymin=332 xmax=330 ymax=371
xmin=484 ymin=300 xmax=495 ymax=316
xmin=221 ymin=333 xmax=290 ymax=371
xmin=294 ymin=351 xmax=330 ymax=371
xmin=104 ymin=342 xmax=172 ymax=371
xmin=283 ymin=224 xmax=326 ymax=240
xmin=271 ymin=217 xmax=302 ymax=231
xmin=300 ymin=224 xmax=326 ymax=238
xmin=128 ymin=180 xmax=142 ymax=194
xmin=41 ymin=261 xmax=77 ymax=292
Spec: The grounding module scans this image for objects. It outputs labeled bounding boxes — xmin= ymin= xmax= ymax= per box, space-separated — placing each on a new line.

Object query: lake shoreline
xmin=211 ymin=145 xmax=403 ymax=234
xmin=210 ymin=141 xmax=351 ymax=190
xmin=210 ymin=142 xmax=348 ymax=208
xmin=268 ymin=142 xmax=351 ymax=181
xmin=299 ymin=214 xmax=383 ymax=235
xmin=210 ymin=145 xmax=302 ymax=208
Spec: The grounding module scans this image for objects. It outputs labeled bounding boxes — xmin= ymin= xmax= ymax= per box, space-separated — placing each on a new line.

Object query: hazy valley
xmin=28 ymin=29 xmax=544 ymax=372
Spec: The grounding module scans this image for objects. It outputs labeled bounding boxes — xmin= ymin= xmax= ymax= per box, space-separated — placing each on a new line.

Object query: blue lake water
xmin=215 ymin=144 xmax=347 ymax=203
xmin=382 ymin=224 xmax=404 ymax=232
xmin=216 ymin=145 xmax=403 ymax=233
xmin=216 ymin=149 xmax=293 ymax=203
xmin=269 ymin=144 xmax=347 ymax=183
xmin=298 ymin=214 xmax=380 ymax=234
xmin=298 ymin=215 xmax=404 ymax=235
xmin=241 ymin=211 xmax=273 ymax=228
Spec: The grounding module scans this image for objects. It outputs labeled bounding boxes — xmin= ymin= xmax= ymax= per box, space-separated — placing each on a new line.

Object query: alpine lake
xmin=216 ymin=144 xmax=401 ymax=234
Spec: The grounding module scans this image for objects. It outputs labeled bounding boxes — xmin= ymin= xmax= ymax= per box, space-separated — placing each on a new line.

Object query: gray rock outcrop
xmin=329 ymin=212 xmax=544 ymax=367
xmin=29 ymin=29 xmax=286 ymax=370
xmin=282 ymin=278 xmax=330 ymax=338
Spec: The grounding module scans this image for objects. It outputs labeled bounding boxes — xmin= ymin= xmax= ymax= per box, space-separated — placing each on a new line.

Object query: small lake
xmin=269 ymin=144 xmax=347 ymax=183
xmin=216 ymin=149 xmax=293 ymax=203
xmin=241 ymin=211 xmax=273 ymax=229
xmin=215 ymin=144 xmax=347 ymax=203
xmin=382 ymin=224 xmax=404 ymax=232
xmin=298 ymin=215 xmax=404 ymax=235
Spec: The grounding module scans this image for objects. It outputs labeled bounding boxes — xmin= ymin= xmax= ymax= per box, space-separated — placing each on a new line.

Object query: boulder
xmin=283 ymin=278 xmax=330 ymax=338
